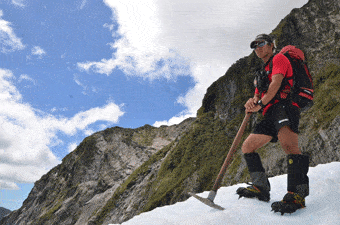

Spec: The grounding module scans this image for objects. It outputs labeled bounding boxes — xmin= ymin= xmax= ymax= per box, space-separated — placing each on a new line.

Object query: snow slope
xmin=111 ymin=162 xmax=340 ymax=225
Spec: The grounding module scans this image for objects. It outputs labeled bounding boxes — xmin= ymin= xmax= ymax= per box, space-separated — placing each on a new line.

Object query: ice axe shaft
xmin=189 ymin=113 xmax=252 ymax=210
xmin=211 ymin=112 xmax=252 ymax=192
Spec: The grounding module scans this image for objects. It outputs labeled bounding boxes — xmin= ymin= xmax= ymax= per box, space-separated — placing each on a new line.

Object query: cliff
xmin=2 ymin=0 xmax=340 ymax=224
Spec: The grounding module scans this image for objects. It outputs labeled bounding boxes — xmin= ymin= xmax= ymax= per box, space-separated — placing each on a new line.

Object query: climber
xmin=236 ymin=34 xmax=310 ymax=215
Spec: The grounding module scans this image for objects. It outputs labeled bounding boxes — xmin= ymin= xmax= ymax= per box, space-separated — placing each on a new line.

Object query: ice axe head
xmin=189 ymin=191 xmax=225 ymax=210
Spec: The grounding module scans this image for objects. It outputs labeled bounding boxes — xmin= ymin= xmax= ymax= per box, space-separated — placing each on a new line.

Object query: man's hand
xmin=244 ymin=97 xmax=261 ymax=113
xmin=245 ymin=73 xmax=284 ymax=113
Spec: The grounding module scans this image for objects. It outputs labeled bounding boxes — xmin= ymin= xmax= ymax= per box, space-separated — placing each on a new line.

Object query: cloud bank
xmin=0 ymin=69 xmax=124 ymax=189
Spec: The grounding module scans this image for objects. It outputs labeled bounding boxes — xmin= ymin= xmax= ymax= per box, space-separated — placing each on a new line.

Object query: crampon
xmin=236 ymin=183 xmax=270 ymax=202
xmin=271 ymin=192 xmax=305 ymax=215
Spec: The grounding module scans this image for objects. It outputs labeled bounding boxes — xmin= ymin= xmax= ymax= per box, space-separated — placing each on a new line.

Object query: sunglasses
xmin=252 ymin=41 xmax=269 ymax=49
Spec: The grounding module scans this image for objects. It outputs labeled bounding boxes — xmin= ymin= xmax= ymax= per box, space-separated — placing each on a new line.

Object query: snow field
xmin=110 ymin=162 xmax=340 ymax=225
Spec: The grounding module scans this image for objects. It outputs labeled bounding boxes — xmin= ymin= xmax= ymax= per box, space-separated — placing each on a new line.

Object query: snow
xmin=110 ymin=162 xmax=340 ymax=225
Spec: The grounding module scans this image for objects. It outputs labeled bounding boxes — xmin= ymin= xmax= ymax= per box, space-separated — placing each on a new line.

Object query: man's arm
xmin=245 ymin=74 xmax=284 ymax=112
xmin=261 ymin=73 xmax=284 ymax=105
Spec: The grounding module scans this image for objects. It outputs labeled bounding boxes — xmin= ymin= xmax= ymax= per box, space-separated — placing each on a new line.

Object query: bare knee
xmin=280 ymin=142 xmax=301 ymax=154
xmin=242 ymin=138 xmax=255 ymax=154
xmin=242 ymin=134 xmax=272 ymax=154
xmin=278 ymin=126 xmax=301 ymax=154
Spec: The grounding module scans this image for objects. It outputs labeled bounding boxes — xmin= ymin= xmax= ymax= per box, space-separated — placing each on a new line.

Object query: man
xmin=236 ymin=34 xmax=310 ymax=215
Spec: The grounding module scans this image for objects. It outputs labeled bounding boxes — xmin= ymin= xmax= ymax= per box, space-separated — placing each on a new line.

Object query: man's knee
xmin=278 ymin=126 xmax=301 ymax=154
xmin=242 ymin=138 xmax=254 ymax=154
xmin=242 ymin=134 xmax=272 ymax=154
xmin=279 ymin=141 xmax=301 ymax=154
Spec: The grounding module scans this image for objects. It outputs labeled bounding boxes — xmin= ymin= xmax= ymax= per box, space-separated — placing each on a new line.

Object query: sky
xmin=112 ymin=162 xmax=340 ymax=225
xmin=0 ymin=0 xmax=309 ymax=210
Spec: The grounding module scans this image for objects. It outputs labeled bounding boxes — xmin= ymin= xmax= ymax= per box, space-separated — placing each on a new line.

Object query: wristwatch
xmin=257 ymin=99 xmax=266 ymax=108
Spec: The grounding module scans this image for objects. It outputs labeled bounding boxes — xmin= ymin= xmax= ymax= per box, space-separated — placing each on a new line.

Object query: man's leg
xmin=242 ymin=133 xmax=273 ymax=154
xmin=237 ymin=134 xmax=272 ymax=202
xmin=277 ymin=126 xmax=301 ymax=155
xmin=278 ymin=126 xmax=309 ymax=198
xmin=272 ymin=126 xmax=310 ymax=214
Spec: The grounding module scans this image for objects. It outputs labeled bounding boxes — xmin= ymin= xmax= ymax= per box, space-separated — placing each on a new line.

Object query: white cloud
xmin=0 ymin=69 xmax=125 ymax=189
xmin=67 ymin=143 xmax=78 ymax=153
xmin=79 ymin=0 xmax=308 ymax=126
xmin=153 ymin=111 xmax=192 ymax=127
xmin=11 ymin=0 xmax=25 ymax=8
xmin=0 ymin=14 xmax=25 ymax=53
xmin=84 ymin=128 xmax=95 ymax=136
xmin=31 ymin=46 xmax=46 ymax=57
xmin=78 ymin=0 xmax=190 ymax=80
xmin=18 ymin=74 xmax=36 ymax=85
xmin=74 ymin=74 xmax=89 ymax=95
xmin=51 ymin=102 xmax=124 ymax=136
xmin=0 ymin=181 xmax=19 ymax=190
xmin=79 ymin=0 xmax=88 ymax=10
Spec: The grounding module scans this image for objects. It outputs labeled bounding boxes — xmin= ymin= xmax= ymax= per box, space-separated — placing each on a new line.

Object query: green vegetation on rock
xmin=307 ymin=63 xmax=340 ymax=129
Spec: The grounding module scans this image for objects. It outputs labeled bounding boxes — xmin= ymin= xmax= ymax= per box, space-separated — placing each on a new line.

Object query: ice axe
xmin=189 ymin=112 xmax=252 ymax=210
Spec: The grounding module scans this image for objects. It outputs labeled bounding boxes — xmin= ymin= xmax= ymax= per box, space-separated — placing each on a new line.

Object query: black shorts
xmin=253 ymin=102 xmax=300 ymax=143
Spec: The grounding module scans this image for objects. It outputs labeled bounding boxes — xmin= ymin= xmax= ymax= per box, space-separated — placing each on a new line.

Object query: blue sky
xmin=0 ymin=0 xmax=308 ymax=211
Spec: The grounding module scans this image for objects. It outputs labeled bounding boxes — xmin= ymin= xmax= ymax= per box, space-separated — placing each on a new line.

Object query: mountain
xmin=0 ymin=208 xmax=11 ymax=221
xmin=1 ymin=0 xmax=340 ymax=224
xmin=0 ymin=119 xmax=195 ymax=225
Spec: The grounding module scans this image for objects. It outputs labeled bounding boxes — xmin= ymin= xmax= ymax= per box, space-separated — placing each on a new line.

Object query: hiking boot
xmin=271 ymin=192 xmax=305 ymax=215
xmin=236 ymin=153 xmax=270 ymax=202
xmin=236 ymin=183 xmax=270 ymax=202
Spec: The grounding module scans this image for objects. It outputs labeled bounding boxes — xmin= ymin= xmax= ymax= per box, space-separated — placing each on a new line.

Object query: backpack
xmin=279 ymin=45 xmax=314 ymax=110
xmin=254 ymin=45 xmax=314 ymax=110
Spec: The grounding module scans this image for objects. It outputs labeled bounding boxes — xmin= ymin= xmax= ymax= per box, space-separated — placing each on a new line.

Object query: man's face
xmin=254 ymin=41 xmax=273 ymax=59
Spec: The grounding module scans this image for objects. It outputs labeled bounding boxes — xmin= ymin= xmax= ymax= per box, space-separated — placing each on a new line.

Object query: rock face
xmin=2 ymin=0 xmax=340 ymax=224
xmin=0 ymin=208 xmax=11 ymax=221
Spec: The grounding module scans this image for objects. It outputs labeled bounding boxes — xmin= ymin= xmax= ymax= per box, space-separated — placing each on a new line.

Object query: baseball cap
xmin=250 ymin=34 xmax=273 ymax=49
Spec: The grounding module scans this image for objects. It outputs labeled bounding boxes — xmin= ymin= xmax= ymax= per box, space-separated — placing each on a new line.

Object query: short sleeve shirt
xmin=255 ymin=53 xmax=295 ymax=115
